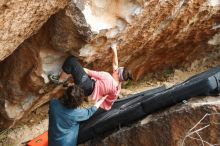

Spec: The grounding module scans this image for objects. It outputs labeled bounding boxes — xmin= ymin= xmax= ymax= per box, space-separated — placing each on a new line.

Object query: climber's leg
xmin=49 ymin=56 xmax=95 ymax=96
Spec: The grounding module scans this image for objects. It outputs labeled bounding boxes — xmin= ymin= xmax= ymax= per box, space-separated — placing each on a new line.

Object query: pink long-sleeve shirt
xmin=88 ymin=70 xmax=121 ymax=110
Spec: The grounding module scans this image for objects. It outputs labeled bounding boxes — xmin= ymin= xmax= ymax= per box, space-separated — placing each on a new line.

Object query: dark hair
xmin=61 ymin=85 xmax=86 ymax=108
xmin=123 ymin=68 xmax=133 ymax=81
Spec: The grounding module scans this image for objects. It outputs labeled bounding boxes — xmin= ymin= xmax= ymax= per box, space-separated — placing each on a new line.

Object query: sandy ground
xmin=0 ymin=47 xmax=220 ymax=146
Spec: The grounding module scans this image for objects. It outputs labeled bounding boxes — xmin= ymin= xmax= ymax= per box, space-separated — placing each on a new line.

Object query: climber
xmin=48 ymin=85 xmax=106 ymax=146
xmin=48 ymin=43 xmax=133 ymax=110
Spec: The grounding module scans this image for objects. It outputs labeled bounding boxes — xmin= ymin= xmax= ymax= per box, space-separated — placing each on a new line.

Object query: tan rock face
xmin=81 ymin=97 xmax=220 ymax=146
xmin=80 ymin=0 xmax=143 ymax=32
xmin=80 ymin=0 xmax=220 ymax=80
xmin=0 ymin=0 xmax=69 ymax=61
xmin=49 ymin=2 xmax=92 ymax=54
xmin=77 ymin=0 xmax=143 ymax=63
xmin=119 ymin=0 xmax=220 ymax=80
xmin=0 ymin=31 xmax=45 ymax=129
xmin=0 ymin=1 xmax=93 ymax=129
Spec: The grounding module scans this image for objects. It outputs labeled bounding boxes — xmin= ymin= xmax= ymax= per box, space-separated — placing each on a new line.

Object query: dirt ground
xmin=0 ymin=47 xmax=220 ymax=146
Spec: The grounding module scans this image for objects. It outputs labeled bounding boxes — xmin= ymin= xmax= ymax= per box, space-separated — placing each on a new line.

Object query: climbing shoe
xmin=48 ymin=74 xmax=62 ymax=84
xmin=48 ymin=73 xmax=70 ymax=87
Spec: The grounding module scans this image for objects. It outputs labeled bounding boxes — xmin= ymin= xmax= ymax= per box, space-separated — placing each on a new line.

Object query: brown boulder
xmin=81 ymin=97 xmax=220 ymax=146
xmin=0 ymin=1 xmax=93 ymax=129
xmin=84 ymin=0 xmax=220 ymax=80
xmin=0 ymin=0 xmax=69 ymax=61
xmin=49 ymin=1 xmax=92 ymax=54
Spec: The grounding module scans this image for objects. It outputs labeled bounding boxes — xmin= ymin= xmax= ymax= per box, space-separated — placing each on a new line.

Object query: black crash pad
xmin=78 ymin=66 xmax=220 ymax=144
xmin=78 ymin=86 xmax=166 ymax=144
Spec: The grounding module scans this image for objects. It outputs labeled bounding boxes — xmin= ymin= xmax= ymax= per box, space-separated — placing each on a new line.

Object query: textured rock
xmin=79 ymin=0 xmax=220 ymax=80
xmin=118 ymin=0 xmax=220 ymax=80
xmin=49 ymin=1 xmax=92 ymax=54
xmin=0 ymin=0 xmax=69 ymax=61
xmin=81 ymin=97 xmax=220 ymax=146
xmin=78 ymin=0 xmax=143 ymax=63
xmin=0 ymin=30 xmax=46 ymax=128
xmin=0 ymin=22 xmax=67 ymax=129
xmin=0 ymin=1 xmax=93 ymax=129
xmin=80 ymin=0 xmax=143 ymax=32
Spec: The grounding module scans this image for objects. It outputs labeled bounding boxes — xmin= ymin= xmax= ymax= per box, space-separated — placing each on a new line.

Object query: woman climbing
xmin=49 ymin=43 xmax=133 ymax=110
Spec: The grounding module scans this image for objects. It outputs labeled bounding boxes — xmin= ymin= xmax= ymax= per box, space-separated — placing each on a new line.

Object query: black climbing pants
xmin=62 ymin=56 xmax=95 ymax=96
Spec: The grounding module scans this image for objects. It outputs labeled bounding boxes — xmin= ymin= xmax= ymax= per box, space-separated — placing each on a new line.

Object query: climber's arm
xmin=111 ymin=43 xmax=119 ymax=71
xmin=84 ymin=68 xmax=90 ymax=74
